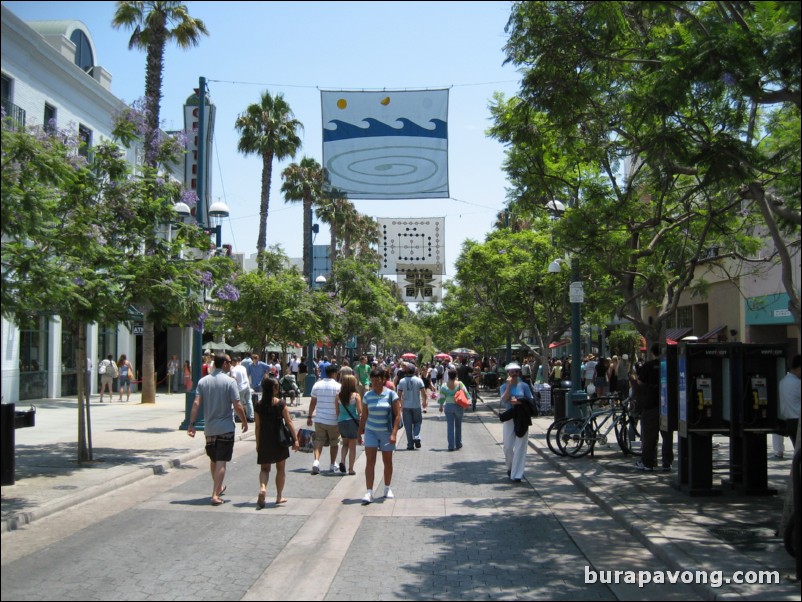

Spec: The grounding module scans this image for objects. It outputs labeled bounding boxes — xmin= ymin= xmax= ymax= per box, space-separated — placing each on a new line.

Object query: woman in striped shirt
xmin=357 ymin=368 xmax=401 ymax=504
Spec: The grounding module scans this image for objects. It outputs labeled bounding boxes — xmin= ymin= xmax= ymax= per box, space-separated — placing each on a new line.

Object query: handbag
xmin=278 ymin=419 xmax=294 ymax=447
xmin=454 ymin=385 xmax=470 ymax=409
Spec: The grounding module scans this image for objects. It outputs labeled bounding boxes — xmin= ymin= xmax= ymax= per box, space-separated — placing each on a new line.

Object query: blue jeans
xmin=445 ymin=404 xmax=464 ymax=450
xmin=403 ymin=407 xmax=422 ymax=448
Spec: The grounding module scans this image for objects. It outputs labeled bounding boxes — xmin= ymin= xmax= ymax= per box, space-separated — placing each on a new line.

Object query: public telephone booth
xmin=725 ymin=344 xmax=784 ymax=495
xmin=677 ymin=343 xmax=732 ymax=496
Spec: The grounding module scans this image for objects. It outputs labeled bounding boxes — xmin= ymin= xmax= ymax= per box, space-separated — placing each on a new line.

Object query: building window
xmin=19 ymin=317 xmax=50 ymax=401
xmin=44 ymin=103 xmax=57 ymax=132
xmin=668 ymin=306 xmax=694 ymax=330
xmin=78 ymin=124 xmax=92 ymax=158
xmin=70 ymin=29 xmax=94 ymax=72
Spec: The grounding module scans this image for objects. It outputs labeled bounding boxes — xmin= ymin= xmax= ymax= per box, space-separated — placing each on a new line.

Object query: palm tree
xmin=281 ymin=157 xmax=325 ymax=279
xmin=316 ymin=193 xmax=356 ymax=266
xmin=113 ymin=1 xmax=208 ymax=167
xmin=235 ymin=91 xmax=302 ymax=273
xmin=113 ymin=1 xmax=208 ymax=405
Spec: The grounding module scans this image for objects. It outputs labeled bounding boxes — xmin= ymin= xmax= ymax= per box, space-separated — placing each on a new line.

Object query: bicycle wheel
xmin=557 ymin=418 xmax=594 ymax=458
xmin=615 ymin=414 xmax=642 ymax=456
xmin=546 ymin=418 xmax=570 ymax=456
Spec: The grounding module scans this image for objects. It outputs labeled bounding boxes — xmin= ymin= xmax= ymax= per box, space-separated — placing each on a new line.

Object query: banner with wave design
xmin=321 ymin=89 xmax=449 ymax=199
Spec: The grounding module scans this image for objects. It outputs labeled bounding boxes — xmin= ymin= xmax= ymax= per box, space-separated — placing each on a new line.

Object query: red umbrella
xmin=401 ymin=353 xmax=417 ymax=360
xmin=435 ymin=353 xmax=452 ymax=361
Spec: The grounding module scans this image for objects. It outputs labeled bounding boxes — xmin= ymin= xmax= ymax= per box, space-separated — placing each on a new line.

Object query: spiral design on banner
xmin=325 ymin=144 xmax=447 ymax=192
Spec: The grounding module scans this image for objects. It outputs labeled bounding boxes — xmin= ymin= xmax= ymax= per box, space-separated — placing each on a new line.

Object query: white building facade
xmin=1 ymin=5 xmax=191 ymax=402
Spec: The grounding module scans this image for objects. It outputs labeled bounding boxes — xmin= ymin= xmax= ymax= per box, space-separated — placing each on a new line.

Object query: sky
xmin=4 ymin=1 xmax=521 ymax=282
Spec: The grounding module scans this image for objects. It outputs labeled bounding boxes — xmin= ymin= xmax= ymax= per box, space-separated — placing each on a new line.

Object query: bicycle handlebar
xmin=572 ymin=393 xmax=620 ymax=406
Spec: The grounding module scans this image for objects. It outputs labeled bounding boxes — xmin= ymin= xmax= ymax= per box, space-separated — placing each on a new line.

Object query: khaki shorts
xmin=314 ymin=422 xmax=341 ymax=447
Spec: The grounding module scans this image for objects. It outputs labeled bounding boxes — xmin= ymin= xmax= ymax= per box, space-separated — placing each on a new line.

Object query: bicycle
xmin=556 ymin=393 xmax=641 ymax=458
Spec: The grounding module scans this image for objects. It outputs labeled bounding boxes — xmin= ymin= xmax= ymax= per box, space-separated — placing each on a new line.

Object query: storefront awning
xmin=699 ymin=325 xmax=727 ymax=342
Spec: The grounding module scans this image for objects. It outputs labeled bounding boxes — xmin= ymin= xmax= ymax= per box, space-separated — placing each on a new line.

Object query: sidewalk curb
xmin=1 ymin=430 xmax=255 ymax=534
xmin=485 ymin=397 xmax=791 ymax=601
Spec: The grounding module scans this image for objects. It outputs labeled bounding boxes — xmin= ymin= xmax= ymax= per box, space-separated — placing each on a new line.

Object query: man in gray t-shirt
xmin=397 ymin=364 xmax=428 ymax=450
xmin=188 ymin=354 xmax=248 ymax=506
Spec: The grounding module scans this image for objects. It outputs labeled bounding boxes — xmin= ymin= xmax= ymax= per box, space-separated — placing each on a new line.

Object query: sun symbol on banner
xmin=402 ymin=268 xmax=436 ymax=300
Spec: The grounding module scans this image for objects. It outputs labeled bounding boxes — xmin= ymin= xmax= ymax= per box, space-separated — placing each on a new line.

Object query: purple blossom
xmin=73 ymin=276 xmax=86 ymax=286
xmin=216 ymin=283 xmax=240 ymax=301
xmin=181 ymin=190 xmax=198 ymax=208
xmin=198 ymin=271 xmax=214 ymax=287
xmin=722 ymin=72 xmax=737 ymax=86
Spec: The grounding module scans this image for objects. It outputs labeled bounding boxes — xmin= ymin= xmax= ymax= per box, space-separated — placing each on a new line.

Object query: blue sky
xmin=4 ymin=1 xmax=520 ymax=280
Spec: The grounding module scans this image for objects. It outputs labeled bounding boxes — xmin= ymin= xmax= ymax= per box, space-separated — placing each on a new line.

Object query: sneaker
xmin=362 ymin=490 xmax=373 ymax=504
xmin=339 ymin=462 xmax=346 ymax=473
xmin=661 ymin=465 xmax=672 ymax=472
xmin=384 ymin=486 xmax=395 ymax=499
xmin=414 ymin=439 xmax=421 ymax=449
xmin=634 ymin=460 xmax=654 ymax=472
xmin=330 ymin=463 xmax=340 ymax=473
xmin=311 ymin=462 xmax=320 ymax=475
xmin=773 ymin=453 xmax=784 ymax=459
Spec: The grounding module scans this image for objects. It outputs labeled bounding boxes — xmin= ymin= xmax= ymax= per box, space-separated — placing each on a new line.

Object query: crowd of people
xmin=184 ymin=348 xmax=802 ymax=509
xmin=185 ymin=351 xmax=511 ymax=507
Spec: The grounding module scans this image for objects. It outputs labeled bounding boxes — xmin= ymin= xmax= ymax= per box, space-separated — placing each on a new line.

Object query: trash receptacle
xmin=553 ymin=388 xmax=567 ymax=421
xmin=1 ymin=402 xmax=15 ymax=486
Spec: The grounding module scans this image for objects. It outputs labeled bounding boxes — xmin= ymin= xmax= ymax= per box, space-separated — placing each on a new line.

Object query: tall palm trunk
xmin=303 ymin=196 xmax=312 ymax=278
xmin=257 ymin=152 xmax=274 ymax=273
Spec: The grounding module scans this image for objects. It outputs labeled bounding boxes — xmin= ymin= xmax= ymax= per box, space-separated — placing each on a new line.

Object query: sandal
xmin=211 ymin=496 xmax=224 ymax=506
xmin=348 ymin=470 xmax=356 ymax=475
xmin=256 ymin=492 xmax=266 ymax=509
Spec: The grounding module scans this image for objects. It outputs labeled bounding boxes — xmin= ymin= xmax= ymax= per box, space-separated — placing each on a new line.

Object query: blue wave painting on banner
xmin=321 ymin=89 xmax=449 ymax=199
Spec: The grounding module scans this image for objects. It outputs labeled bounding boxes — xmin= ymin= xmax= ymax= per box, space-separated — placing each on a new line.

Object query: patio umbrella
xmin=401 ymin=353 xmax=417 ymax=360
xmin=434 ymin=353 xmax=452 ymax=361
xmin=202 ymin=341 xmax=234 ymax=352
xmin=450 ymin=347 xmax=477 ymax=356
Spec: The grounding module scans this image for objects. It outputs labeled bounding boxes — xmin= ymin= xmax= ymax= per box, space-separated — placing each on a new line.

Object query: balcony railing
xmin=1 ymin=97 xmax=27 ymax=129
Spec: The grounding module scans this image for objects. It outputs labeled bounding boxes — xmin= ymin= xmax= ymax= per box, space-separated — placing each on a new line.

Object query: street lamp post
xmin=547 ymin=199 xmax=586 ymax=419
xmin=179 ymin=76 xmax=228 ymax=430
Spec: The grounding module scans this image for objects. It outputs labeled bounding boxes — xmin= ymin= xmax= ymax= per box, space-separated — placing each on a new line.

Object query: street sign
xmin=345 ymin=336 xmax=357 ymax=349
xmin=133 ymin=324 xmax=144 ymax=336
xmin=569 ymin=282 xmax=584 ymax=304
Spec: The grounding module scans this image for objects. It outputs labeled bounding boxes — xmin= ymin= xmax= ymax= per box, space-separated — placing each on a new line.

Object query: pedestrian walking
xmin=396 ymin=363 xmax=427 ymax=450
xmin=167 ymin=354 xmax=179 ymax=394
xmin=187 ymin=353 xmax=248 ymax=506
xmin=337 ymin=374 xmax=363 ymax=475
xmin=183 ymin=360 xmax=192 ymax=391
xmin=307 ymin=364 xmax=342 ymax=475
xmin=499 ymin=362 xmax=536 ymax=482
xmin=358 ymin=368 xmax=401 ymax=503
xmin=230 ymin=356 xmax=254 ymax=422
xmin=98 ymin=354 xmax=116 ymax=403
xmin=254 ymin=375 xmax=298 ymax=508
xmin=117 ymin=354 xmax=133 ymax=402
xmin=438 ymin=368 xmax=469 ymax=451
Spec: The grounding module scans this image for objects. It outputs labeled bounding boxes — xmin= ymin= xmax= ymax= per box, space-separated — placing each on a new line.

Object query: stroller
xmin=279 ymin=373 xmax=301 ymax=406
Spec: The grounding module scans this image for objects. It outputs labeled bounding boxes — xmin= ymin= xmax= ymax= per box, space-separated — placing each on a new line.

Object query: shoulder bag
xmin=454 ymin=383 xmax=471 ymax=409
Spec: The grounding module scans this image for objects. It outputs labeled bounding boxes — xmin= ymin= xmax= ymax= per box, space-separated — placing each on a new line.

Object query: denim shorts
xmin=363 ymin=429 xmax=395 ymax=452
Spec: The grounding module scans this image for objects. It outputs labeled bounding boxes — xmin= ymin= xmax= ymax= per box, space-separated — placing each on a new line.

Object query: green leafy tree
xmin=219 ymin=257 xmax=330 ymax=357
xmin=492 ymin=1 xmax=799 ymax=345
xmin=326 ymin=257 xmax=405 ymax=353
xmin=2 ymin=115 xmax=225 ymax=459
xmin=235 ymin=91 xmax=302 ymax=273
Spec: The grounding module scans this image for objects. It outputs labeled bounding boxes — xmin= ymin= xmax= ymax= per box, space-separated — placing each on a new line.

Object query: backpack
xmin=109 ymin=361 xmax=120 ymax=379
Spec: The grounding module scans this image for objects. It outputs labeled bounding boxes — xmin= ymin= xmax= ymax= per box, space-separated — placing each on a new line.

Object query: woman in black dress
xmin=255 ymin=375 xmax=298 ymax=508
